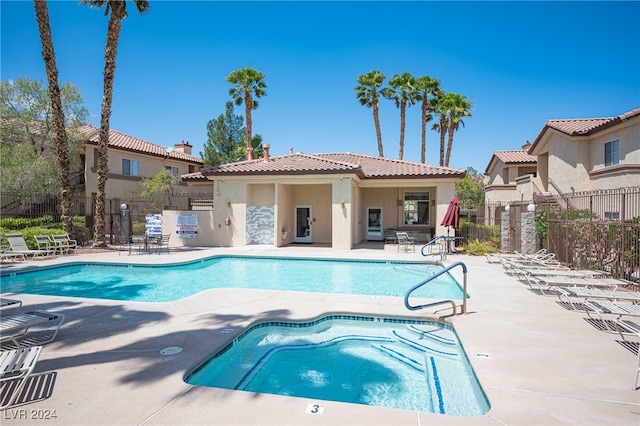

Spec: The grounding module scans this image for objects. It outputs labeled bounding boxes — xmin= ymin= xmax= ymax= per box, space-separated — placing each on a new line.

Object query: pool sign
xmin=305 ymin=403 xmax=325 ymax=415
xmin=176 ymin=214 xmax=198 ymax=239
xmin=145 ymin=214 xmax=162 ymax=237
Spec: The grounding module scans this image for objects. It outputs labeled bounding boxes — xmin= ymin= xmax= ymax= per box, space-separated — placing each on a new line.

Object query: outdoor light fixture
xmin=527 ymin=204 xmax=535 ymax=212
xmin=120 ymin=203 xmax=128 ymax=210
xmin=504 ymin=205 xmax=510 ymax=212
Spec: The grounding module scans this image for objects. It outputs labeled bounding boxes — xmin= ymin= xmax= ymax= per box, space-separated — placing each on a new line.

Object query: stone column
xmin=501 ymin=212 xmax=510 ymax=252
xmin=520 ymin=211 xmax=536 ymax=254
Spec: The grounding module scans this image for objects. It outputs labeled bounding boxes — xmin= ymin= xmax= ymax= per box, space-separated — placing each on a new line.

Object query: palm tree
xmin=438 ymin=92 xmax=473 ymax=167
xmin=431 ymin=88 xmax=447 ymax=166
xmin=33 ymin=0 xmax=73 ymax=234
xmin=414 ymin=75 xmax=440 ymax=164
xmin=81 ymin=0 xmax=150 ymax=247
xmin=226 ymin=67 xmax=267 ymax=161
xmin=355 ymin=70 xmax=386 ymax=157
xmin=381 ymin=72 xmax=417 ymax=160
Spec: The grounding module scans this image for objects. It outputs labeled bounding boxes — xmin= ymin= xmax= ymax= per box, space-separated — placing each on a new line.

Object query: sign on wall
xmin=176 ymin=214 xmax=198 ymax=239
xmin=145 ymin=214 xmax=163 ymax=237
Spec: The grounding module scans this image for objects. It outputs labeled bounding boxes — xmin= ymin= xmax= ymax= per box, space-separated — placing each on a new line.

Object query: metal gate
xmin=508 ymin=203 xmax=524 ymax=253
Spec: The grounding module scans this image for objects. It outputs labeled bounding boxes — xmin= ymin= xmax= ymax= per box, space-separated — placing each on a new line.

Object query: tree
xmin=430 ymin=88 xmax=447 ymax=166
xmin=455 ymin=167 xmax=485 ymax=209
xmin=140 ymin=169 xmax=180 ymax=212
xmin=414 ymin=75 xmax=440 ymax=164
xmin=201 ymin=101 xmax=245 ymax=167
xmin=33 ymin=0 xmax=75 ymax=233
xmin=81 ymin=0 xmax=150 ymax=247
xmin=381 ymin=72 xmax=417 ymax=160
xmin=355 ymin=70 xmax=385 ymax=157
xmin=437 ymin=92 xmax=473 ymax=167
xmin=226 ymin=67 xmax=267 ymax=161
xmin=0 ymin=77 xmax=87 ymax=197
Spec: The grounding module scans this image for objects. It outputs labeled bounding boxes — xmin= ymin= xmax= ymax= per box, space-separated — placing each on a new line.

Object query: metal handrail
xmin=420 ymin=236 xmax=447 ymax=258
xmin=404 ymin=261 xmax=468 ymax=315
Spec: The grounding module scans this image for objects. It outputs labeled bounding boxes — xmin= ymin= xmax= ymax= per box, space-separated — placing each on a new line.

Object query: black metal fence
xmin=0 ymin=192 xmax=214 ymax=243
xmin=534 ymin=187 xmax=640 ymax=281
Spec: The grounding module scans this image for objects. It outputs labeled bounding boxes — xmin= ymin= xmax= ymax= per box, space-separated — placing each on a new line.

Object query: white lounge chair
xmin=614 ymin=319 xmax=640 ymax=390
xmin=582 ymin=300 xmax=640 ymax=333
xmin=0 ymin=298 xmax=22 ymax=310
xmin=50 ymin=234 xmax=77 ymax=255
xmin=0 ymin=311 xmax=65 ymax=347
xmin=556 ymin=287 xmax=640 ymax=310
xmin=0 ymin=346 xmax=43 ymax=409
xmin=5 ymin=234 xmax=50 ymax=259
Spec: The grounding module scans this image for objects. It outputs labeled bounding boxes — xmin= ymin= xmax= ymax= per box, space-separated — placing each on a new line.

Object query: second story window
xmin=122 ymin=159 xmax=139 ymax=176
xmin=165 ymin=165 xmax=179 ymax=177
xmin=604 ymin=139 xmax=619 ymax=166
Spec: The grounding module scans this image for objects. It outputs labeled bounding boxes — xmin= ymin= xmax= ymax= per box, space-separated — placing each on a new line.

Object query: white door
xmin=367 ymin=207 xmax=383 ymax=241
xmin=294 ymin=206 xmax=312 ymax=243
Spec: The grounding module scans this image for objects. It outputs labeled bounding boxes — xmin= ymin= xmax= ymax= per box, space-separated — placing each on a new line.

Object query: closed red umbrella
xmin=441 ymin=196 xmax=460 ymax=230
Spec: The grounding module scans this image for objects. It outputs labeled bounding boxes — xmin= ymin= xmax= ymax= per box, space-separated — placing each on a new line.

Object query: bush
xmin=459 ymin=239 xmax=498 ymax=256
xmin=0 ymin=215 xmax=54 ymax=230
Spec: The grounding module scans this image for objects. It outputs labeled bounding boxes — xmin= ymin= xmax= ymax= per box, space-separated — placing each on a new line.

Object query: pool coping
xmin=1 ymin=244 xmax=639 ymax=425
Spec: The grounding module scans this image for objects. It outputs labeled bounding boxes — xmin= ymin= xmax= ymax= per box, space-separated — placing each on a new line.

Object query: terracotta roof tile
xmin=202 ymin=152 xmax=464 ymax=179
xmin=78 ymin=124 xmax=203 ymax=164
xmin=493 ymin=150 xmax=537 ymax=165
xmin=530 ymin=107 xmax=640 ymax=154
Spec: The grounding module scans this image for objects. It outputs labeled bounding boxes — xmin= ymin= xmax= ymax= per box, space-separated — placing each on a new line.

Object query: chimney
xmin=289 ymin=147 xmax=293 ymax=154
xmin=175 ymin=140 xmax=192 ymax=155
xmin=263 ymin=144 xmax=270 ymax=162
xmin=521 ymin=141 xmax=531 ymax=152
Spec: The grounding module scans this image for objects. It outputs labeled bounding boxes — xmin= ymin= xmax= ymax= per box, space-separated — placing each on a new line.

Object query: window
xmin=122 ymin=159 xmax=139 ymax=176
xmin=604 ymin=211 xmax=620 ymax=220
xmin=604 ymin=139 xmax=619 ymax=166
xmin=404 ymin=192 xmax=429 ymax=226
xmin=165 ymin=165 xmax=179 ymax=177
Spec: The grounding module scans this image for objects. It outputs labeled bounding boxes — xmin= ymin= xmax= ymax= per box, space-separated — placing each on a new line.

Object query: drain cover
xmin=221 ymin=328 xmax=235 ymax=334
xmin=160 ymin=346 xmax=183 ymax=356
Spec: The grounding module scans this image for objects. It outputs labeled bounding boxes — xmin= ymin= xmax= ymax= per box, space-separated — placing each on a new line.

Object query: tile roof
xmin=530 ymin=107 xmax=640 ymax=153
xmin=493 ymin=150 xmax=537 ymax=165
xmin=78 ymin=124 xmax=203 ymax=164
xmin=201 ymin=152 xmax=465 ymax=179
xmin=485 ymin=150 xmax=536 ymax=175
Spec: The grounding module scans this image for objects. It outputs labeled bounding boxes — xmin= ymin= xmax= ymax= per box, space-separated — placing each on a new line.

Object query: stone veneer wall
xmin=520 ymin=212 xmax=537 ymax=254
xmin=246 ymin=206 xmax=275 ymax=245
xmin=500 ymin=210 xmax=536 ymax=254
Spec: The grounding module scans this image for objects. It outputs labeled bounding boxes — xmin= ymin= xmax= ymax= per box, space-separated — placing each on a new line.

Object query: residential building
xmin=484 ymin=142 xmax=537 ymax=205
xmin=200 ymin=147 xmax=465 ymax=249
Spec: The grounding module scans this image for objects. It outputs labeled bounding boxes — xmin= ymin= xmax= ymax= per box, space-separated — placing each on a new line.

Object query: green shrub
xmin=459 ymin=239 xmax=498 ymax=256
xmin=0 ymin=215 xmax=55 ymax=230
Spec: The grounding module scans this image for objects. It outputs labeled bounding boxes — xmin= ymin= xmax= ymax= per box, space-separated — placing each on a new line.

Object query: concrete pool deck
xmin=1 ymin=244 xmax=638 ymax=425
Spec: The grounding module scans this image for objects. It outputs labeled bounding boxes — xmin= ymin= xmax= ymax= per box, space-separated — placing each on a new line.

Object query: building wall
xmin=160 ymin=210 xmax=214 ymax=247
xmin=292 ymin=184 xmax=332 ymax=243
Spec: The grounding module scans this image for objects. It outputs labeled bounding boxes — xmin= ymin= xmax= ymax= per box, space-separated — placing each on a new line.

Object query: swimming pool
xmin=185 ymin=315 xmax=490 ymax=416
xmin=0 ymin=256 xmax=464 ymax=302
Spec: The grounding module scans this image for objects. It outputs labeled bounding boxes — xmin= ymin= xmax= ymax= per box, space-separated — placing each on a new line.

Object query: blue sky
xmin=2 ymin=1 xmax=639 ymax=173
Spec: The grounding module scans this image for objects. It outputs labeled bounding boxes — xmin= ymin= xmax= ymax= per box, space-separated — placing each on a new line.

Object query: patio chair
xmin=614 ymin=319 xmax=640 ymax=390
xmin=384 ymin=229 xmax=398 ymax=245
xmin=5 ymin=234 xmax=50 ymax=259
xmin=0 ymin=345 xmax=43 ymax=409
xmin=0 ymin=298 xmax=22 ymax=311
xmin=582 ymin=300 xmax=640 ymax=333
xmin=50 ymin=234 xmax=77 ymax=255
xmin=151 ymin=234 xmax=171 ymax=254
xmin=34 ymin=235 xmax=57 ymax=257
xmin=0 ymin=311 xmax=65 ymax=348
xmin=396 ymin=231 xmax=415 ymax=253
xmin=556 ymin=287 xmax=640 ymax=310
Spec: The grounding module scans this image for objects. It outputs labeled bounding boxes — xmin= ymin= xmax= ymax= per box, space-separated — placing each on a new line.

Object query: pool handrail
xmin=404 ymin=261 xmax=468 ymax=315
xmin=420 ymin=236 xmax=447 ymax=259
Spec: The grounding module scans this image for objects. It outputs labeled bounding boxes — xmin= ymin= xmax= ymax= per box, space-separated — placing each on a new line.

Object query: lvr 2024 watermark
xmin=3 ymin=409 xmax=57 ymax=420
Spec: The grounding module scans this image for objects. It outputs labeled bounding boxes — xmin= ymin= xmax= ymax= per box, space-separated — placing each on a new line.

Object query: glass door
xmin=294 ymin=206 xmax=312 ymax=243
xmin=367 ymin=207 xmax=383 ymax=241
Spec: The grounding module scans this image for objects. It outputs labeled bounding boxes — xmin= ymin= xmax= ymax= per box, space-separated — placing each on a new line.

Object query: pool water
xmin=0 ymin=256 xmax=464 ymax=302
xmin=186 ymin=315 xmax=490 ymax=416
